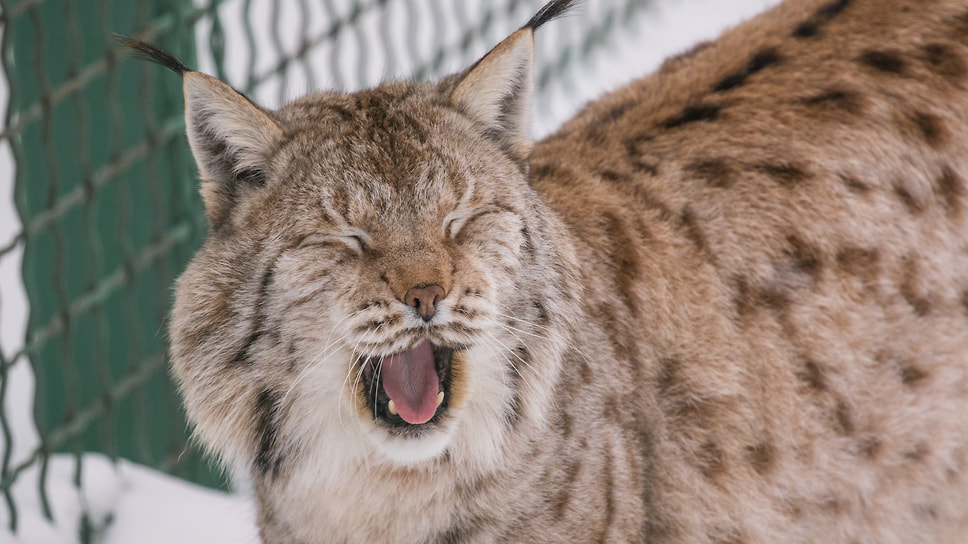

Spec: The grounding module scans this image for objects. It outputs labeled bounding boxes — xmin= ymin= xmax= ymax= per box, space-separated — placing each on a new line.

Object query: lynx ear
xmin=183 ymin=73 xmax=283 ymax=229
xmin=451 ymin=28 xmax=536 ymax=163
xmin=450 ymin=0 xmax=577 ymax=164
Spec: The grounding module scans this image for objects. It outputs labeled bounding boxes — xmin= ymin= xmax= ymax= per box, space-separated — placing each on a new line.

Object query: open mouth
xmin=361 ymin=339 xmax=454 ymax=428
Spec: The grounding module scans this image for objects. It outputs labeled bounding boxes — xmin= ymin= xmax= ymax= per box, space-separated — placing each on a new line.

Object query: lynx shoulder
xmin=130 ymin=0 xmax=968 ymax=541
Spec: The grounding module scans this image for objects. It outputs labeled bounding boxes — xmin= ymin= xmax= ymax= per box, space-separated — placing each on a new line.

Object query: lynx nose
xmin=405 ymin=284 xmax=446 ymax=322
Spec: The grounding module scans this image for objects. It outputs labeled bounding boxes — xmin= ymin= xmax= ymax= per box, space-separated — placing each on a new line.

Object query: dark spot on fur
xmin=662 ymin=104 xmax=721 ymax=129
xmin=733 ymin=277 xmax=791 ymax=320
xmin=793 ymin=21 xmax=819 ymax=38
xmin=625 ymin=184 xmax=677 ymax=224
xmin=634 ymin=159 xmax=659 ymax=176
xmin=920 ymin=42 xmax=968 ymax=82
xmin=899 ymin=257 xmax=932 ymax=316
xmin=793 ymin=0 xmax=850 ymax=38
xmin=836 ymin=247 xmax=880 ymax=286
xmin=917 ymin=504 xmax=939 ymax=520
xmin=748 ymin=48 xmax=781 ymax=73
xmin=712 ymin=48 xmax=780 ymax=92
xmin=905 ymin=442 xmax=930 ymax=462
xmin=698 ymin=442 xmax=727 ymax=480
xmin=327 ymin=104 xmax=356 ymax=122
xmin=859 ymin=49 xmax=907 ymax=74
xmin=655 ymin=357 xmax=682 ymax=394
xmin=816 ymin=0 xmax=851 ymax=19
xmin=785 ymin=501 xmax=805 ymax=520
xmin=834 ymin=400 xmax=855 ymax=435
xmin=747 ymin=442 xmax=777 ymax=475
xmin=784 ymin=234 xmax=824 ymax=282
xmin=599 ymin=169 xmax=626 ymax=183
xmin=949 ymin=10 xmax=968 ymax=37
xmin=551 ymin=459 xmax=582 ymax=520
xmin=234 ymin=331 xmax=262 ymax=365
xmin=626 ymin=132 xmax=655 ymax=148
xmin=558 ymin=411 xmax=574 ymax=439
xmin=686 ymin=158 xmax=738 ymax=189
xmin=436 ymin=525 xmax=469 ymax=544
xmin=755 ymin=162 xmax=809 ymax=186
xmin=255 ymin=389 xmax=284 ymax=478
xmin=859 ymin=436 xmax=882 ymax=459
xmin=936 ymin=165 xmax=966 ymax=221
xmin=713 ymin=531 xmax=747 ymax=544
xmin=530 ymin=162 xmax=580 ymax=186
xmin=452 ymin=305 xmax=476 ymax=318
xmin=504 ymin=386 xmax=523 ymax=428
xmin=602 ymin=449 xmax=616 ymax=537
xmin=796 ymin=360 xmax=827 ymax=391
xmin=669 ymin=397 xmax=722 ymax=424
xmin=660 ymin=41 xmax=713 ymax=74
xmin=624 ymin=133 xmax=657 ymax=167
xmin=839 ymin=174 xmax=871 ymax=194
xmin=579 ymin=354 xmax=594 ymax=385
xmin=900 ymin=365 xmax=928 ymax=386
xmin=714 ymin=72 xmax=748 ymax=92
xmin=894 ymin=183 xmax=926 ymax=215
xmin=820 ymin=496 xmax=847 ymax=514
xmin=799 ymin=88 xmax=865 ymax=118
xmin=680 ymin=206 xmax=714 ymax=261
xmin=513 ymin=345 xmax=531 ymax=369
xmin=597 ymin=101 xmax=635 ymax=125
xmin=760 ymin=288 xmax=791 ymax=312
xmin=800 ymin=89 xmax=849 ymax=105
xmin=911 ymin=111 xmax=949 ymax=149
xmin=533 ymin=299 xmax=550 ymax=325
xmin=603 ymin=212 xmax=642 ymax=317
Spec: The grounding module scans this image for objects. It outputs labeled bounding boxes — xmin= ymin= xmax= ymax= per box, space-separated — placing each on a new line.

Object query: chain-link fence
xmin=0 ymin=0 xmax=651 ymax=539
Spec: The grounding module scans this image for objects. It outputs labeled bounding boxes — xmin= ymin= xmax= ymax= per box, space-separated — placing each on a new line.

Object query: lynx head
xmin=127 ymin=0 xmax=581 ymax=478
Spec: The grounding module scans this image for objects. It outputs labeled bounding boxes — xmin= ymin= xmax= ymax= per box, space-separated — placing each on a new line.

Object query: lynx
xmin=125 ymin=0 xmax=968 ymax=541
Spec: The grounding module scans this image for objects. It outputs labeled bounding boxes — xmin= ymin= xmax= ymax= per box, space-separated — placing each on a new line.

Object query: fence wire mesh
xmin=0 ymin=0 xmax=651 ymax=537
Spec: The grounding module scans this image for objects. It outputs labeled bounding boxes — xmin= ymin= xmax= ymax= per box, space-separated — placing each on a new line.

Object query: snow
xmin=2 ymin=0 xmax=781 ymax=542
xmin=0 ymin=455 xmax=258 ymax=544
xmin=101 ymin=461 xmax=258 ymax=544
xmin=0 ymin=454 xmax=121 ymax=544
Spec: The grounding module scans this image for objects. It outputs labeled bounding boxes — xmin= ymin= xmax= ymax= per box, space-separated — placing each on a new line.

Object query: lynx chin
xmin=123 ymin=0 xmax=968 ymax=541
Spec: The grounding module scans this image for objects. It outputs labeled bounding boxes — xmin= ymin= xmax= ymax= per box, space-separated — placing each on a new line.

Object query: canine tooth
xmin=437 ymin=391 xmax=445 ymax=407
xmin=388 ymin=400 xmax=398 ymax=416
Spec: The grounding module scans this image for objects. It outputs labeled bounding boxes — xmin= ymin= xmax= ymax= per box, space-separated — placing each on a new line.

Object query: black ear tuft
xmin=523 ymin=0 xmax=579 ymax=31
xmin=114 ymin=34 xmax=192 ymax=75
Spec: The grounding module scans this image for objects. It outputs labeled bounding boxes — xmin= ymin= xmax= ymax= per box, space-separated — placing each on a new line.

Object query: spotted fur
xmin=162 ymin=0 xmax=968 ymax=542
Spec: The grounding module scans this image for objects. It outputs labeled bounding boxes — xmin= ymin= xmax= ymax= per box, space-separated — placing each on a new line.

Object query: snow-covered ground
xmin=0 ymin=455 xmax=260 ymax=544
xmin=1 ymin=0 xmax=780 ymax=542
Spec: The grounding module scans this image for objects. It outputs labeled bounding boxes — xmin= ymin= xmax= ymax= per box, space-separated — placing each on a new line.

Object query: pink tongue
xmin=380 ymin=339 xmax=440 ymax=424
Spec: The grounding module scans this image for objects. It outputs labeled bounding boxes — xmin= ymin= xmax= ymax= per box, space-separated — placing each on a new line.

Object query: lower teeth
xmin=385 ymin=393 xmax=445 ymax=418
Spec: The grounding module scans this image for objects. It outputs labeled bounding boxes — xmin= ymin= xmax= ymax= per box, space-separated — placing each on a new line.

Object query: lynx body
xmin=148 ymin=0 xmax=968 ymax=541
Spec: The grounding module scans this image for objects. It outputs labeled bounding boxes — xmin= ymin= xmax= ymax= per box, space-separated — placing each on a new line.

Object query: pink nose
xmin=404 ymin=284 xmax=445 ymax=321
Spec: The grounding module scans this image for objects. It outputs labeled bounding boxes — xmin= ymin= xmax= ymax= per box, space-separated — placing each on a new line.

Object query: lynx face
xmin=162 ymin=3 xmax=579 ymax=475
xmin=241 ymin=84 xmax=552 ymax=464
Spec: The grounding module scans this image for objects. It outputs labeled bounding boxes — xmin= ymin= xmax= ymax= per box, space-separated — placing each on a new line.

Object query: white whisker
xmin=282 ymin=308 xmax=368 ymax=408
xmin=494 ymin=310 xmax=592 ymax=365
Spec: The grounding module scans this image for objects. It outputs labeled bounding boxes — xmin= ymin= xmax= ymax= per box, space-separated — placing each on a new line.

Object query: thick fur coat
xmin=153 ymin=0 xmax=968 ymax=541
